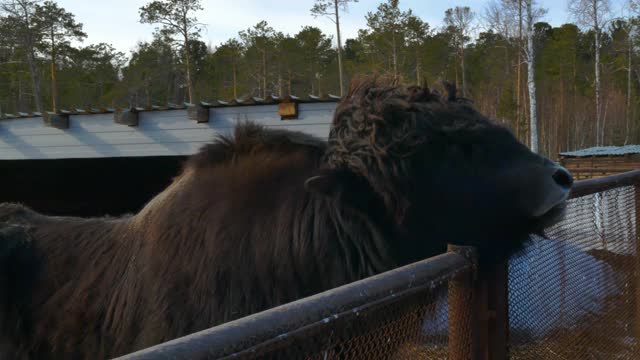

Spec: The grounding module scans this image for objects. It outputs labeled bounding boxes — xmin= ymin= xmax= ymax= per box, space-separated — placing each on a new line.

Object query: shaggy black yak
xmin=0 ymin=78 xmax=572 ymax=359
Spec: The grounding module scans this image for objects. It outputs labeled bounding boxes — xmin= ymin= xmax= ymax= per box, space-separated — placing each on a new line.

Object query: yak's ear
xmin=304 ymin=168 xmax=382 ymax=212
xmin=304 ymin=168 xmax=355 ymax=197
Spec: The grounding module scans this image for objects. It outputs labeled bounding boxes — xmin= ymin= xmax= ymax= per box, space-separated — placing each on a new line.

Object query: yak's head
xmin=305 ymin=78 xmax=572 ymax=264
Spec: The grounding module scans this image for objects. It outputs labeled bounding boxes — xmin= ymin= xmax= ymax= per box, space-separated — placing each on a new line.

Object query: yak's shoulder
xmin=188 ymin=121 xmax=327 ymax=168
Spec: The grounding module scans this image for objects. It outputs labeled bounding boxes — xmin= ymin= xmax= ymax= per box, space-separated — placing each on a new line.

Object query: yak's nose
xmin=552 ymin=167 xmax=574 ymax=190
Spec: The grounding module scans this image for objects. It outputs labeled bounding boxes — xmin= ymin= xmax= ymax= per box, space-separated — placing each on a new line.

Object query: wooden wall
xmin=559 ymin=154 xmax=640 ymax=180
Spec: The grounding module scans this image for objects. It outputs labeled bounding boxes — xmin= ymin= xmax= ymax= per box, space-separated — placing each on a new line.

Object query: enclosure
xmin=115 ymin=170 xmax=640 ymax=359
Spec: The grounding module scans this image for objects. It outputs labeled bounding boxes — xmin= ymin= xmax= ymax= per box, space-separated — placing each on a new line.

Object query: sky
xmin=56 ymin=0 xmax=629 ymax=56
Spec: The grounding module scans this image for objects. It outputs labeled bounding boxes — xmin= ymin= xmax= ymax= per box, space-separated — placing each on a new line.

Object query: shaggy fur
xmin=0 ymin=78 xmax=568 ymax=359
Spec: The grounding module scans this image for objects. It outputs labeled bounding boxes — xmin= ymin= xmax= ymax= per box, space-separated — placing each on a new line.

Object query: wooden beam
xmin=43 ymin=111 xmax=69 ymax=129
xmin=278 ymin=102 xmax=299 ymax=120
xmin=114 ymin=108 xmax=139 ymax=126
xmin=186 ymin=103 xmax=209 ymax=123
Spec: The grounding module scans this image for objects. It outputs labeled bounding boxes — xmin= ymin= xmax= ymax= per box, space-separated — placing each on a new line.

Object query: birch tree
xmin=525 ymin=0 xmax=539 ymax=153
xmin=139 ymin=0 xmax=203 ymax=103
xmin=310 ymin=0 xmax=358 ymax=97
xmin=569 ymin=0 xmax=611 ymax=146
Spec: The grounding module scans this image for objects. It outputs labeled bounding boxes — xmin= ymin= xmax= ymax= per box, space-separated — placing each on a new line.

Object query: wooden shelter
xmin=559 ymin=145 xmax=640 ymax=180
xmin=0 ymin=96 xmax=339 ymax=217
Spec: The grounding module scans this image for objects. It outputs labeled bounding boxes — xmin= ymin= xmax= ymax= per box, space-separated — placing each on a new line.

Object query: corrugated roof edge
xmin=559 ymin=145 xmax=640 ymax=157
xmin=0 ymin=94 xmax=342 ymax=120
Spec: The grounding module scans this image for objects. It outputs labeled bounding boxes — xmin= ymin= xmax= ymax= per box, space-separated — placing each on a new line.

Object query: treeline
xmin=1 ymin=0 xmax=639 ymax=156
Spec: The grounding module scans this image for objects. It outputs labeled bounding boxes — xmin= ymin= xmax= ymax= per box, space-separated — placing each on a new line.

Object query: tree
xmin=214 ymin=39 xmax=244 ymax=99
xmin=364 ymin=0 xmax=412 ymax=81
xmin=239 ymin=21 xmax=278 ymax=98
xmin=34 ymin=1 xmax=85 ymax=112
xmin=296 ymin=26 xmax=333 ymax=95
xmin=139 ymin=0 xmax=203 ymax=103
xmin=310 ymin=0 xmax=358 ymax=97
xmin=484 ymin=1 xmax=525 ymax=137
xmin=444 ymin=6 xmax=476 ymax=97
xmin=404 ymin=14 xmax=429 ymax=84
xmin=60 ymin=43 xmax=125 ymax=107
xmin=0 ymin=0 xmax=43 ymax=112
xmin=526 ymin=0 xmax=540 ymax=153
xmin=119 ymin=36 xmax=178 ymax=106
xmin=569 ymin=0 xmax=612 ymax=146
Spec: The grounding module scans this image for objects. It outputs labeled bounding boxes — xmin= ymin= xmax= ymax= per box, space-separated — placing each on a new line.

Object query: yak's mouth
xmin=530 ymin=200 xmax=568 ymax=235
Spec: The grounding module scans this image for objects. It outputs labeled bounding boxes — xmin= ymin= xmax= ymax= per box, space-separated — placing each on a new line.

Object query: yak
xmin=0 ymin=78 xmax=573 ymax=359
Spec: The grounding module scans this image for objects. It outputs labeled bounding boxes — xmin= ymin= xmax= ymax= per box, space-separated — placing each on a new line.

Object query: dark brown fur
xmin=0 ymin=78 xmax=568 ymax=359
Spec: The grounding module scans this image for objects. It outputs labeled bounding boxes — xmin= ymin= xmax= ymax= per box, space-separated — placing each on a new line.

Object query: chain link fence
xmin=509 ymin=184 xmax=638 ymax=359
xmin=118 ymin=171 xmax=640 ymax=360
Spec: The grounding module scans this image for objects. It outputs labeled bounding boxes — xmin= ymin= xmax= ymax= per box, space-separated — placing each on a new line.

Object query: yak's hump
xmin=187 ymin=122 xmax=326 ymax=169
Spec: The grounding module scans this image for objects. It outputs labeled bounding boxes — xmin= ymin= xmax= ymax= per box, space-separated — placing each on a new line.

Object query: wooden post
xmin=486 ymin=261 xmax=509 ymax=360
xmin=448 ymin=245 xmax=509 ymax=360
xmin=448 ymin=245 xmax=481 ymax=360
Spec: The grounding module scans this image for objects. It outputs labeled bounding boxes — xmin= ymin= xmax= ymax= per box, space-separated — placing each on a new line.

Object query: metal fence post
xmin=448 ymin=245 xmax=481 ymax=360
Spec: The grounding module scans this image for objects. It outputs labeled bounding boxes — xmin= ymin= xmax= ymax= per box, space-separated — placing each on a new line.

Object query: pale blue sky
xmin=57 ymin=0 xmax=628 ymax=55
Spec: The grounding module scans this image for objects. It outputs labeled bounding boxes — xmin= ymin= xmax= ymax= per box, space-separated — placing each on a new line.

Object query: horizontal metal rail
xmin=115 ymin=251 xmax=471 ymax=360
xmin=569 ymin=169 xmax=640 ymax=198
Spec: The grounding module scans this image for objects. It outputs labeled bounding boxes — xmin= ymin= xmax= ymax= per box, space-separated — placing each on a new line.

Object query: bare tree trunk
xmin=455 ymin=58 xmax=459 ymax=91
xmin=516 ymin=0 xmax=523 ymax=142
xmin=50 ymin=29 xmax=57 ymax=112
xmin=184 ymin=34 xmax=194 ymax=103
xmin=144 ymin=77 xmax=151 ymax=108
xmin=593 ymin=0 xmax=603 ymax=146
xmin=460 ymin=47 xmax=466 ymax=97
xmin=334 ymin=0 xmax=345 ymax=97
xmin=526 ymin=0 xmax=539 ymax=153
xmin=626 ymin=30 xmax=632 ymax=145
xmin=262 ymin=49 xmax=267 ymax=99
xmin=392 ymin=34 xmax=398 ymax=80
xmin=232 ymin=62 xmax=237 ymax=99
xmin=25 ymin=48 xmax=43 ymax=112
xmin=573 ymin=56 xmax=578 ymax=149
xmin=602 ymin=95 xmax=609 ymax=145
xmin=416 ymin=48 xmax=421 ymax=84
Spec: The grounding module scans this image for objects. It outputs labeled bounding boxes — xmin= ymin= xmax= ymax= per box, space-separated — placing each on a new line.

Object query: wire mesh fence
xmin=118 ymin=171 xmax=640 ymax=360
xmin=118 ymin=252 xmax=472 ymax=360
xmin=509 ymin=184 xmax=639 ymax=359
xmin=232 ymin=279 xmax=454 ymax=360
